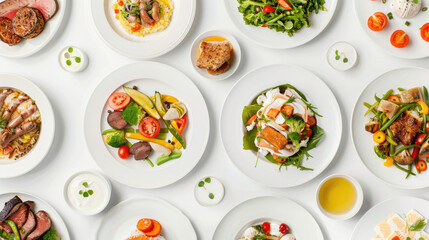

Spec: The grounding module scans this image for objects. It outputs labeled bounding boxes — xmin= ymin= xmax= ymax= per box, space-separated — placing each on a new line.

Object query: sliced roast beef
xmin=107 ymin=111 xmax=127 ymax=130
xmin=20 ymin=210 xmax=36 ymax=240
xmin=0 ymin=195 xmax=22 ymax=221
xmin=0 ymin=0 xmax=58 ymax=21
xmin=26 ymin=211 xmax=51 ymax=240
xmin=7 ymin=201 xmax=32 ymax=228
xmin=0 ymin=222 xmax=12 ymax=234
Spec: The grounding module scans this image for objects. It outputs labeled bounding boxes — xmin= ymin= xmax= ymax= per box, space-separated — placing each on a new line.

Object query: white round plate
xmin=223 ymin=0 xmax=338 ymax=49
xmin=90 ymin=0 xmax=196 ymax=59
xmin=351 ymin=196 xmax=429 ymax=240
xmin=220 ymin=64 xmax=342 ymax=188
xmin=353 ymin=0 xmax=429 ymax=59
xmin=0 ymin=0 xmax=67 ymax=58
xmin=212 ymin=196 xmax=323 ymax=240
xmin=351 ymin=67 xmax=429 ymax=189
xmin=0 ymin=192 xmax=70 ymax=239
xmin=96 ymin=197 xmax=196 ymax=240
xmin=84 ymin=62 xmax=209 ymax=189
xmin=190 ymin=30 xmax=241 ymax=81
xmin=0 ymin=74 xmax=55 ymax=179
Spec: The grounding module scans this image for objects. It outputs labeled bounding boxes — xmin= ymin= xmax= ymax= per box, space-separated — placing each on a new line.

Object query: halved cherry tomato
xmin=391 ymin=30 xmax=409 ymax=48
xmin=132 ymin=24 xmax=141 ymax=32
xmin=392 ymin=237 xmax=400 ymax=240
xmin=278 ymin=0 xmax=292 ymax=10
xmin=137 ymin=218 xmax=153 ymax=233
xmin=373 ymin=131 xmax=386 ymax=144
xmin=416 ymin=160 xmax=427 ymax=172
xmin=387 ymin=94 xmax=401 ymax=102
xmin=420 ymin=23 xmax=429 ymax=42
xmin=118 ymin=0 xmax=124 ymax=6
xmin=108 ymin=92 xmax=131 ymax=110
xmin=150 ymin=22 xmax=155 ymax=26
xmin=307 ymin=116 xmax=317 ymax=127
xmin=138 ymin=117 xmax=161 ymax=138
xmin=415 ymin=133 xmax=427 ymax=145
xmin=114 ymin=9 xmax=119 ymax=14
xmin=118 ymin=145 xmax=130 ymax=159
xmin=145 ymin=220 xmax=161 ymax=237
xmin=367 ymin=12 xmax=388 ymax=31
xmin=262 ymin=222 xmax=271 ymax=234
xmin=263 ymin=6 xmax=275 ymax=13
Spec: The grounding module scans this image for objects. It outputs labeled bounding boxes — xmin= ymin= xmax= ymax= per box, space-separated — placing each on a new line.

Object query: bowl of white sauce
xmin=64 ymin=170 xmax=111 ymax=215
xmin=58 ymin=46 xmax=89 ymax=73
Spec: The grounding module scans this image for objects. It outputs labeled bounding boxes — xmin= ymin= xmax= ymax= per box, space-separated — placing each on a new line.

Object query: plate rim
xmin=219 ymin=63 xmax=342 ymax=188
xmin=0 ymin=191 xmax=71 ymax=239
xmin=350 ymin=66 xmax=429 ymax=190
xmin=83 ymin=61 xmax=210 ymax=189
xmin=0 ymin=73 xmax=55 ymax=179
xmin=90 ymin=0 xmax=197 ymax=59
xmin=222 ymin=0 xmax=338 ymax=49
xmin=0 ymin=0 xmax=68 ymax=58
xmin=95 ymin=196 xmax=197 ymax=240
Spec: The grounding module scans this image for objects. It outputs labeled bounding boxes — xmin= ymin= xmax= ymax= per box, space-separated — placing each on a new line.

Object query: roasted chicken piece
xmin=389 ymin=110 xmax=423 ymax=145
xmin=196 ymin=41 xmax=232 ymax=71
xmin=260 ymin=126 xmax=288 ymax=150
xmin=365 ymin=118 xmax=380 ymax=133
xmin=377 ymin=100 xmax=399 ymax=119
xmin=400 ymin=87 xmax=423 ymax=103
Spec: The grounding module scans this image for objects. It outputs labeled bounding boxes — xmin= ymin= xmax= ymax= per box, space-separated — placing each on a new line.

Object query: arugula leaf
xmin=242 ymin=104 xmax=262 ymax=126
xmin=409 ymin=219 xmax=427 ymax=232
xmin=251 ymin=224 xmax=264 ymax=234
xmin=243 ymin=128 xmax=259 ymax=151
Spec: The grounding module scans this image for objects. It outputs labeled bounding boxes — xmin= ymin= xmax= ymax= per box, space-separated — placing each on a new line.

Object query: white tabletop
xmin=1 ymin=0 xmax=429 ymax=239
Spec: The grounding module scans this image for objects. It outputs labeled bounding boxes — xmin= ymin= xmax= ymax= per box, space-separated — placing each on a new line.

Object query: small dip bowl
xmin=327 ymin=42 xmax=358 ymax=71
xmin=316 ymin=174 xmax=363 ymax=220
xmin=59 ymin=46 xmax=89 ymax=73
xmin=64 ymin=170 xmax=111 ymax=216
xmin=194 ymin=176 xmax=224 ymax=206
xmin=190 ymin=30 xmax=241 ymax=81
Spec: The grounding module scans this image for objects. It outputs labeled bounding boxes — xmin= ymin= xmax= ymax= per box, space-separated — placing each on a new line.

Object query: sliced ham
xmin=0 ymin=0 xmax=58 ymax=21
xmin=26 ymin=211 xmax=51 ymax=240
xmin=20 ymin=210 xmax=36 ymax=240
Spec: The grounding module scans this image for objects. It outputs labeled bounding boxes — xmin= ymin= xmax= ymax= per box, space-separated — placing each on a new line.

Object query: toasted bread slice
xmin=197 ymin=41 xmax=231 ymax=71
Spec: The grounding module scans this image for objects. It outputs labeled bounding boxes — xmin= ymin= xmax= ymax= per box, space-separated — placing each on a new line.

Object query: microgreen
xmin=79 ymin=182 xmax=94 ymax=198
xmin=198 ymin=178 xmax=215 ymax=200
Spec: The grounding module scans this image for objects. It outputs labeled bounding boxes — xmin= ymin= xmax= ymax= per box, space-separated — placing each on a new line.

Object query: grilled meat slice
xmin=196 ymin=41 xmax=232 ymax=71
xmin=151 ymin=1 xmax=160 ymax=21
xmin=7 ymin=201 xmax=32 ymax=228
xmin=107 ymin=111 xmax=127 ymax=130
xmin=377 ymin=100 xmax=399 ymax=119
xmin=389 ymin=110 xmax=423 ymax=146
xmin=0 ymin=17 xmax=21 ymax=45
xmin=400 ymin=87 xmax=423 ymax=103
xmin=139 ymin=2 xmax=153 ymax=27
xmin=12 ymin=7 xmax=45 ymax=39
xmin=26 ymin=211 xmax=51 ymax=240
xmin=2 ymin=95 xmax=29 ymax=121
xmin=260 ymin=126 xmax=288 ymax=150
xmin=207 ymin=61 xmax=231 ymax=76
xmin=20 ymin=210 xmax=36 ymax=240
xmin=377 ymin=141 xmax=390 ymax=157
xmin=0 ymin=222 xmax=12 ymax=234
xmin=0 ymin=0 xmax=58 ymax=20
xmin=365 ymin=118 xmax=380 ymax=133
xmin=0 ymin=195 xmax=22 ymax=221
xmin=129 ymin=141 xmax=152 ymax=160
xmin=0 ymin=121 xmax=37 ymax=148
xmin=7 ymin=104 xmax=37 ymax=128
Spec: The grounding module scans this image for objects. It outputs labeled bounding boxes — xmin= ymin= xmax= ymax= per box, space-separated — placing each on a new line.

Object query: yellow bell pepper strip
xmin=171 ymin=114 xmax=187 ymax=150
xmin=150 ymin=95 xmax=179 ymax=104
xmin=418 ymin=100 xmax=429 ymax=115
xmin=125 ymin=132 xmax=174 ymax=151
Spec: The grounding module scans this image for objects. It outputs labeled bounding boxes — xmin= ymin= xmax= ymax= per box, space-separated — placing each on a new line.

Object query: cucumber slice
xmin=123 ymin=87 xmax=160 ymax=119
xmin=155 ymin=91 xmax=167 ymax=116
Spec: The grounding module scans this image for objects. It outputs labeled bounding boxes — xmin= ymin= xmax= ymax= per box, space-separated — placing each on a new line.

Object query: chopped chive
xmin=208 ymin=193 xmax=214 ymax=199
xmin=82 ymin=182 xmax=89 ymax=188
xmin=405 ymin=21 xmax=410 ymax=26
xmin=423 ymin=7 xmax=428 ymax=11
xmin=387 ymin=12 xmax=393 ymax=20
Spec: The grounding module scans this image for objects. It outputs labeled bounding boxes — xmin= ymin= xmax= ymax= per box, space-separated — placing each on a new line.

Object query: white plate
xmin=84 ymin=62 xmax=209 ymax=189
xmin=353 ymin=0 xmax=429 ymax=59
xmin=96 ymin=197 xmax=196 ymax=240
xmin=223 ymin=0 xmax=338 ymax=49
xmin=220 ymin=64 xmax=342 ymax=188
xmin=212 ymin=196 xmax=323 ymax=240
xmin=0 ymin=0 xmax=68 ymax=58
xmin=190 ymin=30 xmax=241 ymax=81
xmin=351 ymin=67 xmax=429 ymax=189
xmin=0 ymin=192 xmax=70 ymax=239
xmin=90 ymin=0 xmax=196 ymax=59
xmin=351 ymin=196 xmax=429 ymax=240
xmin=0 ymin=74 xmax=55 ymax=179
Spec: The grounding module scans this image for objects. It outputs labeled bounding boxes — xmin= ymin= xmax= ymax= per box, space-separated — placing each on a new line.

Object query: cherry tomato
xmin=391 ymin=30 xmax=409 ymax=48
xmin=387 ymin=94 xmax=401 ymax=102
xmin=420 ymin=23 xmax=429 ymax=42
xmin=262 ymin=222 xmax=271 ymax=234
xmin=108 ymin=92 xmax=130 ymax=110
xmin=392 ymin=237 xmax=400 ymax=240
xmin=426 ymin=122 xmax=429 ymax=133
xmin=118 ymin=0 xmax=124 ymax=6
xmin=139 ymin=117 xmax=161 ymax=138
xmin=416 ymin=160 xmax=427 ymax=172
xmin=307 ymin=116 xmax=317 ymax=127
xmin=279 ymin=223 xmax=289 ymax=234
xmin=261 ymin=24 xmax=268 ymax=27
xmin=415 ymin=134 xmax=427 ymax=145
xmin=114 ymin=9 xmax=119 ymax=14
xmin=367 ymin=12 xmax=388 ymax=31
xmin=263 ymin=6 xmax=275 ymax=13
xmin=305 ymin=129 xmax=313 ymax=138
xmin=132 ymin=24 xmax=141 ymax=32
xmin=118 ymin=145 xmax=130 ymax=159
xmin=278 ymin=0 xmax=292 ymax=10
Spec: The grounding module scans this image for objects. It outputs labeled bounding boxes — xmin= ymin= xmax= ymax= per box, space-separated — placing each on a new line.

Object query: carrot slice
xmin=137 ymin=218 xmax=153 ymax=233
xmin=145 ymin=220 xmax=161 ymax=237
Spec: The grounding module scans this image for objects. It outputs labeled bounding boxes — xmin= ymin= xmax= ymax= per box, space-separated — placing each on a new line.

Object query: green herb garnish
xmin=198 ymin=178 xmax=215 ymax=200
xmin=405 ymin=21 xmax=410 ymax=26
xmin=409 ymin=219 xmax=427 ymax=231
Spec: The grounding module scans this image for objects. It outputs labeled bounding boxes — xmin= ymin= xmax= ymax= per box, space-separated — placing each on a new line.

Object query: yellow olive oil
xmin=319 ymin=177 xmax=357 ymax=215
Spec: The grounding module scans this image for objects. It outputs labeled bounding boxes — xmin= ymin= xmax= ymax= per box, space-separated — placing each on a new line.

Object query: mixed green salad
xmin=242 ymin=84 xmax=324 ymax=171
xmin=237 ymin=0 xmax=326 ymax=36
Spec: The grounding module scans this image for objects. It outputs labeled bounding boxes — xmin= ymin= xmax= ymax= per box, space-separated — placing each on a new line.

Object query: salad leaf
xmin=409 ymin=219 xmax=427 ymax=232
xmin=243 ymin=128 xmax=258 ymax=151
xmin=242 ymin=104 xmax=262 ymax=126
xmin=305 ymin=125 xmax=324 ymax=151
xmin=252 ymin=224 xmax=264 ymax=234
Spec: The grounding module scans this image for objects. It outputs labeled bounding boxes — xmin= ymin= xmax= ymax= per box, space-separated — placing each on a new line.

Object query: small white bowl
xmin=316 ymin=174 xmax=363 ymax=220
xmin=326 ymin=41 xmax=358 ymax=71
xmin=190 ymin=30 xmax=241 ymax=81
xmin=63 ymin=170 xmax=111 ymax=216
xmin=58 ymin=46 xmax=89 ymax=73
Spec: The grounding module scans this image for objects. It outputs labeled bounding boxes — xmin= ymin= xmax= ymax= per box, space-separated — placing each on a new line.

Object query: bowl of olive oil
xmin=316 ymin=174 xmax=363 ymax=220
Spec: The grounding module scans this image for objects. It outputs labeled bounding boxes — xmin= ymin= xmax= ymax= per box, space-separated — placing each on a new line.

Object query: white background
xmin=1 ymin=0 xmax=429 ymax=239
